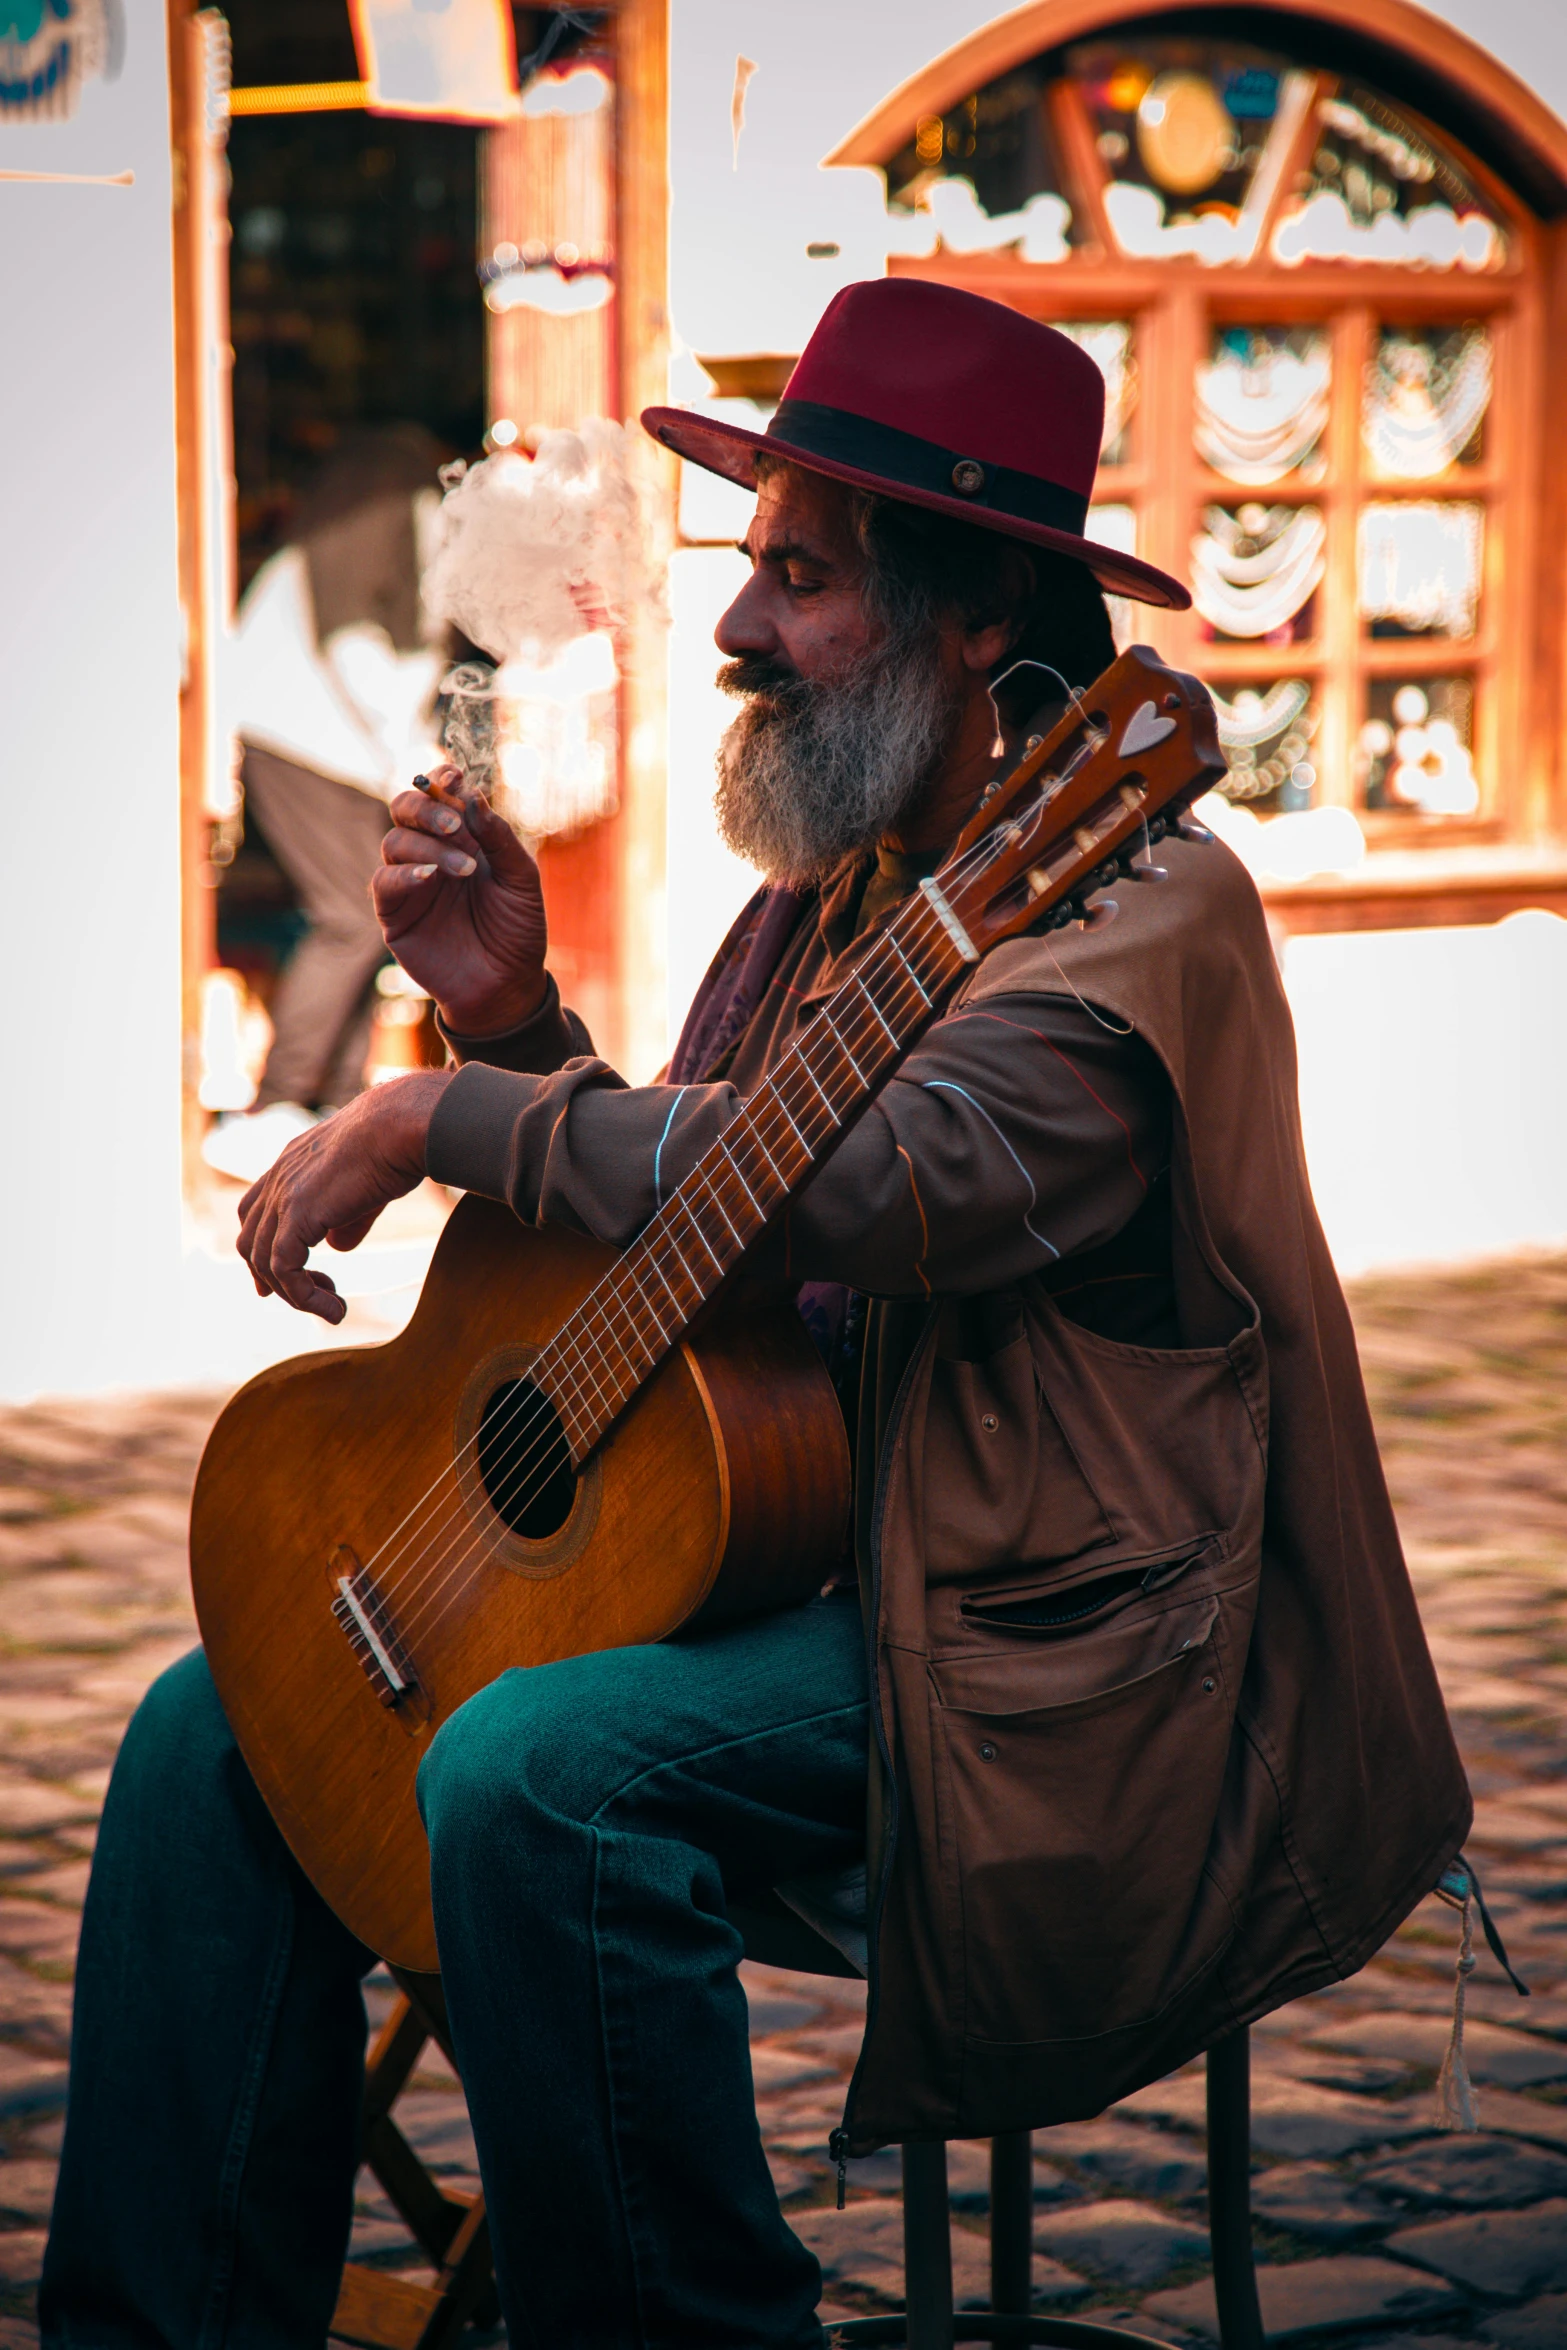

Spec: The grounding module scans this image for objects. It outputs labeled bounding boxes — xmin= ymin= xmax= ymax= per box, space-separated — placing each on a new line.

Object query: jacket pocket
xmin=922 ymin=1334 xmax=1115 ymax=1585
xmin=928 ymin=1566 xmax=1252 ymax=2047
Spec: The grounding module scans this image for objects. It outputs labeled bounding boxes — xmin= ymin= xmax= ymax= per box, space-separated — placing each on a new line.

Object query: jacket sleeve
xmin=435 ymin=973 xmax=594 ymax=1077
xmin=425 ymin=992 xmax=1170 ymax=1298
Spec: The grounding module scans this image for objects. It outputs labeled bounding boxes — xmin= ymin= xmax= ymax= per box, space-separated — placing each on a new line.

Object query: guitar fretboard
xmin=533 ymin=885 xmax=970 ymax=1461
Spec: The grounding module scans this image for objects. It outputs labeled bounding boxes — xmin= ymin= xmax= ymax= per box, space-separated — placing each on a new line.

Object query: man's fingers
xmin=382 ymin=825 xmax=478 ymax=878
xmin=229 ymin=1086 xmax=427 ymax=1319
xmin=246 ymin=1194 xmax=286 ymax=1296
xmin=372 ymin=863 xmax=440 ymax=923
xmin=387 ymin=787 xmax=467 ymax=839
xmin=236 ymin=1189 xmax=274 ymax=1289
xmin=326 ymin=1213 xmax=378 ymax=1253
xmin=274 ymin=1265 xmax=347 ymax=1323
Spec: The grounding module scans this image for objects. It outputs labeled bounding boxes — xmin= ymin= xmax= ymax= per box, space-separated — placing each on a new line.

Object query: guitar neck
xmin=534 ymin=879 xmax=974 ymax=1462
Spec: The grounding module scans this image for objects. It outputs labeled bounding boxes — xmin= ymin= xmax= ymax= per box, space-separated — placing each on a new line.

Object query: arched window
xmin=828 ymin=4 xmax=1567 ymax=929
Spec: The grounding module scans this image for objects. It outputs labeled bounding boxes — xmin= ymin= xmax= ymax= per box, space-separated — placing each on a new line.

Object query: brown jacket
xmin=430 ymin=830 xmax=1470 ymax=2145
xmin=843 ymin=831 xmax=1470 ymax=2146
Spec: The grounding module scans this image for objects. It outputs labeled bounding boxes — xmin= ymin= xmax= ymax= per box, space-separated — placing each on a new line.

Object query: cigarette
xmin=413 ymin=772 xmax=464 ymax=812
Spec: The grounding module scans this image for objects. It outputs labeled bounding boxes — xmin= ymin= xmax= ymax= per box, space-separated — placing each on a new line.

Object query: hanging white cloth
xmin=1364 ymin=330 xmax=1492 ymax=480
xmin=1191 ymin=505 xmax=1326 ymax=637
xmin=1196 ymin=337 xmax=1330 ymax=485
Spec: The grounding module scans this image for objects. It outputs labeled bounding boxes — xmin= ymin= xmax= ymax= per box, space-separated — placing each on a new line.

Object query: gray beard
xmin=714 ymin=633 xmax=962 ymax=885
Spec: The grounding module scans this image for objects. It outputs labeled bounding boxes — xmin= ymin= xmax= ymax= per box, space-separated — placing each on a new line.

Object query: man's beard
xmin=713 ymin=629 xmax=962 ymax=885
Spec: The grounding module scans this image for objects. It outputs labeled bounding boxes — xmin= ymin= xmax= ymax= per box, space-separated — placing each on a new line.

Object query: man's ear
xmin=959 ymin=616 xmax=1018 ymax=675
xmin=958 ymin=543 xmax=1035 ymax=674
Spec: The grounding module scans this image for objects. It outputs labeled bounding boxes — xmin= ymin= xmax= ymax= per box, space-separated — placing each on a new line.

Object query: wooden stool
xmin=331 ymin=1968 xmax=499 ymax=2350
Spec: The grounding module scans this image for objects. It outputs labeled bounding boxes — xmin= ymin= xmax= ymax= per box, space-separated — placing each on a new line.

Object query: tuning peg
xmin=1131 ymin=861 xmax=1168 ymax=883
xmin=1081 ymin=897 xmax=1119 ymax=930
xmin=1176 ymin=815 xmax=1213 ymax=843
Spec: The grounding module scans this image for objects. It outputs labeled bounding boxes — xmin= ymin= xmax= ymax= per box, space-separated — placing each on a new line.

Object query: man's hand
xmin=237 ymin=1072 xmax=451 ymax=1323
xmin=374 ymin=765 xmax=548 ymax=1037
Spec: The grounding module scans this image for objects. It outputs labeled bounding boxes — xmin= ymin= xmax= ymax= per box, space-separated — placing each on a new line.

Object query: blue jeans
xmin=41 ymin=1593 xmax=869 ymax=2350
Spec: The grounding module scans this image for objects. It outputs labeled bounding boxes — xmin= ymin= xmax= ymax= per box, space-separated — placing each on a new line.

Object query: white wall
xmin=0 ymin=1 xmax=186 ymax=1397
xmin=1288 ymin=914 xmax=1567 ymax=1274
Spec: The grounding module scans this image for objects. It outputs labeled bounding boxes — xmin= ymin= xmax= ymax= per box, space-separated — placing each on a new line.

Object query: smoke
xmin=421 ymin=420 xmax=646 ymax=667
xmin=439 ymin=661 xmax=501 ymax=791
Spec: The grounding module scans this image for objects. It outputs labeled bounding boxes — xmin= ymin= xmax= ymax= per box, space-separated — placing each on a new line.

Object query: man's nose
xmin=714 ymin=569 xmax=777 ymax=659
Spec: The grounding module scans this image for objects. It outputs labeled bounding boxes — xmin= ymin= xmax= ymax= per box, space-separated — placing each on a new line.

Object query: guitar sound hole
xmin=476 ymin=1378 xmax=577 ymax=1540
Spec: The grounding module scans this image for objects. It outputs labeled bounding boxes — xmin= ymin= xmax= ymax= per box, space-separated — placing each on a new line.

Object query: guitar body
xmin=190 ymin=1195 xmax=850 ymax=1971
xmin=193 ymin=648 xmax=1221 ymax=1976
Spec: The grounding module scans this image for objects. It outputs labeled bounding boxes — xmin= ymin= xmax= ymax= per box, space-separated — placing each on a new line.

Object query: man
xmin=205 ymin=426 xmax=447 ymax=1185
xmin=43 ymin=282 xmax=1469 ymax=2350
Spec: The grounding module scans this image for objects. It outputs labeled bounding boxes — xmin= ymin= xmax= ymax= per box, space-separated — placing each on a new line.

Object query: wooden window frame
xmin=831 ymin=0 xmax=1567 ymax=934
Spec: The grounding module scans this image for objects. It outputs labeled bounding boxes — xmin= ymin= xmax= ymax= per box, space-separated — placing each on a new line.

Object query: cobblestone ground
xmin=0 ymin=1254 xmax=1562 ymax=2346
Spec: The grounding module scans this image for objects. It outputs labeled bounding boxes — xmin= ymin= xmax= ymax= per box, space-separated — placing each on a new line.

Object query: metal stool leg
xmin=830 ymin=2065 xmax=1255 ymax=2350
xmin=902 ymin=2140 xmax=956 ymax=2350
xmin=989 ymin=2131 xmax=1033 ymax=2316
xmin=1206 ymin=2031 xmax=1264 ymax=2350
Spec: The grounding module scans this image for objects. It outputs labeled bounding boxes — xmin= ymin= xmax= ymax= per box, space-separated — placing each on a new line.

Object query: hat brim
xmin=642 ymin=405 xmax=1190 ymax=611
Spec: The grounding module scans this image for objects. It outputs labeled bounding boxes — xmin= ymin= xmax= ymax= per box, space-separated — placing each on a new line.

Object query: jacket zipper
xmin=830 ymin=1315 xmax=935 ymax=2198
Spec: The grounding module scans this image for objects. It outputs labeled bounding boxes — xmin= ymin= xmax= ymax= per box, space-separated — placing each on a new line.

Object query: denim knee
xmin=112 ymin=1647 xmax=234 ymax=1803
xmin=416 ymin=1660 xmax=619 ymax=1871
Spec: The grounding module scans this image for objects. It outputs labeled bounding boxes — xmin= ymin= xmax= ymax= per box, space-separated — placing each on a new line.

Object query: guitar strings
xmin=362 ymin=758 xmax=1116 ymax=1650
xmin=353 ymin=726 xmax=1135 ymax=1647
xmin=353 ymin=791 xmax=1033 ymax=1616
xmin=387 ymin=760 xmax=1152 ymax=1657
xmin=385 ymin=915 xmax=948 ymax=1649
xmin=367 ymin=925 xmax=931 ymax=1645
xmin=363 ymin=751 xmax=1127 ymax=1650
xmin=380 ymin=816 xmax=1078 ymax=1652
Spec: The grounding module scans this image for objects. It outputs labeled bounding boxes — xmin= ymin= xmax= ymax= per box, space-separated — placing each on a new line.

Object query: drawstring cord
xmin=1435 ymin=1852 xmax=1529 ymax=2132
xmin=1436 ymin=1884 xmax=1479 ymax=2130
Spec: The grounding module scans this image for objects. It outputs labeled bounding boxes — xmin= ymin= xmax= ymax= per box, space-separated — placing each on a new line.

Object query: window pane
xmin=1358 ymin=678 xmax=1477 ymax=814
xmin=883 ymin=65 xmax=1079 ymax=259
xmin=1052 ymin=321 xmax=1136 ymax=463
xmin=1273 ymin=90 xmax=1505 ymax=270
xmin=1071 ymin=39 xmax=1318 ymax=265
xmin=1363 ymin=328 xmax=1491 ymax=480
xmin=1197 ymin=327 xmax=1329 ymax=483
xmin=1192 ymin=503 xmax=1324 ymax=642
xmin=1358 ymin=501 xmax=1483 ymax=638
xmin=1210 ymin=679 xmax=1319 ymax=812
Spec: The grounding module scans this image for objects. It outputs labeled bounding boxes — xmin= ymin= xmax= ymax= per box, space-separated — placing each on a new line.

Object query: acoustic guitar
xmin=191 ymin=644 xmax=1225 ymax=1971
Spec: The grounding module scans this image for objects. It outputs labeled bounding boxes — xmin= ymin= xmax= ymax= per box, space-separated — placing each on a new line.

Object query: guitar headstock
xmin=933 ymin=646 xmax=1226 ymax=958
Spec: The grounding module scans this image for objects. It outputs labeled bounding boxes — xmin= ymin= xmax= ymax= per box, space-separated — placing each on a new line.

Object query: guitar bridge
xmin=331 ymin=1550 xmax=418 ymax=1708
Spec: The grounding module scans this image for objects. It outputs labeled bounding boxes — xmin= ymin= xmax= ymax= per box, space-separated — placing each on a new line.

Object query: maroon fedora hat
xmin=642 ymin=278 xmax=1188 ymax=610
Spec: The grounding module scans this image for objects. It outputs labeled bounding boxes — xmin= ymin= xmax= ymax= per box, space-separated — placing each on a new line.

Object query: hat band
xmin=766 ymin=400 xmax=1091 ymax=537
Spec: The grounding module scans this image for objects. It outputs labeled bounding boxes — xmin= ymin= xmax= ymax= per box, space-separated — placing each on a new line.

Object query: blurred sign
xmin=348 ymin=0 xmax=518 ymax=124
xmin=0 ymin=0 xmax=114 ymax=122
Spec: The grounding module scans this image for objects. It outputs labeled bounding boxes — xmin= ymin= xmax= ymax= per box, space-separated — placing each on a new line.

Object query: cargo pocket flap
xmin=931 ymin=1592 xmax=1221 ymax=1717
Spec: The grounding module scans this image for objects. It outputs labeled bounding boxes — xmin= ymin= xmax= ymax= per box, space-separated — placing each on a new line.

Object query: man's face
xmin=708 ymin=465 xmax=967 ymax=883
xmin=715 ymin=464 xmax=879 ymax=684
